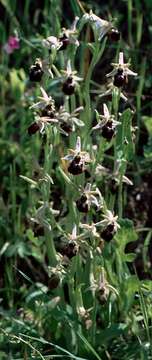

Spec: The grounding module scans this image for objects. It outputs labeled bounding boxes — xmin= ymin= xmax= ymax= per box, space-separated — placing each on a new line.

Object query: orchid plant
xmin=22 ymin=7 xmax=140 ymax=358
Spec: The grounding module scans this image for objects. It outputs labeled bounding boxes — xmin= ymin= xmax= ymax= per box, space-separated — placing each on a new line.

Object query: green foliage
xmin=0 ymin=0 xmax=152 ymax=359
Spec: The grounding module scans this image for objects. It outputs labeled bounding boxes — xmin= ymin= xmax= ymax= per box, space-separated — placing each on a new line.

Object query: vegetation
xmin=0 ymin=0 xmax=152 ymax=359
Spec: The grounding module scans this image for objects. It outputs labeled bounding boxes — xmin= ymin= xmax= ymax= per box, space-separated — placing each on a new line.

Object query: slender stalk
xmin=44 ymin=227 xmax=57 ymax=266
xmin=118 ymin=175 xmax=123 ymax=218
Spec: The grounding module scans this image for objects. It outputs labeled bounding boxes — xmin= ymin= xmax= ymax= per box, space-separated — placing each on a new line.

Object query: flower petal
xmin=103 ymin=104 xmax=110 ymax=118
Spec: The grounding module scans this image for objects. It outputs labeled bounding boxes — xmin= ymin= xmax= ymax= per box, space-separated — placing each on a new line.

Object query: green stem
xmin=83 ymin=38 xmax=107 ymax=143
xmin=136 ymin=57 xmax=146 ymax=149
xmin=45 ymin=227 xmax=57 ymax=267
xmin=118 ymin=175 xmax=123 ymax=218
xmin=128 ymin=0 xmax=133 ymax=47
xmin=91 ymin=299 xmax=97 ymax=346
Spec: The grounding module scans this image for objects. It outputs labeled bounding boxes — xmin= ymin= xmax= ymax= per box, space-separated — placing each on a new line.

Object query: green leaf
xmin=5 ymin=242 xmax=31 ymax=257
xmin=121 ymin=275 xmax=140 ymax=312
xmin=144 ymin=137 xmax=152 ymax=159
xmin=26 ymin=290 xmax=45 ymax=303
xmin=57 ymin=166 xmax=73 ymax=185
xmin=10 ymin=69 xmax=25 ymax=100
xmin=17 ymin=242 xmax=31 ymax=258
xmin=20 ymin=175 xmax=38 ymax=187
xmin=143 ymin=116 xmax=152 ymax=136
xmin=0 ymin=242 xmax=9 ymax=256
xmin=115 ymin=218 xmax=138 ymax=252
xmin=18 ymin=333 xmax=87 ymax=360
xmin=47 ymin=296 xmax=61 ymax=310
xmin=77 ymin=331 xmax=102 ymax=360
xmin=26 ymin=228 xmax=37 ymax=242
xmin=0 ymin=351 xmax=7 ymax=359
xmin=0 ymin=0 xmax=13 ymax=17
xmin=116 ymin=109 xmax=134 ymax=161
xmin=122 ymin=253 xmax=137 ymax=262
xmin=143 ymin=116 xmax=152 ymax=159
xmin=96 ymin=323 xmax=128 ymax=343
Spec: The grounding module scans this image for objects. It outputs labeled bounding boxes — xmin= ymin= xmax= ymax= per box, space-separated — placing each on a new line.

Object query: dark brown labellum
xmin=68 ymin=155 xmax=84 ymax=175
xmin=33 ymin=224 xmax=44 ymax=236
xmin=29 ymin=64 xmax=44 ymax=82
xmin=28 ymin=122 xmax=40 ymax=135
xmin=108 ymin=28 xmax=120 ymax=42
xmin=62 ymin=77 xmax=75 ymax=95
xmin=59 ymin=34 xmax=70 ymax=50
xmin=41 ymin=104 xmax=55 ymax=118
xmin=102 ymin=121 xmax=115 ymax=141
xmin=63 ymin=241 xmax=78 ymax=259
xmin=96 ymin=288 xmax=108 ymax=305
xmin=76 ymin=195 xmax=89 ymax=213
xmin=48 ymin=274 xmax=60 ymax=290
xmin=74 ymin=155 xmax=81 ymax=164
xmin=100 ymin=223 xmax=116 ymax=242
xmin=61 ymin=122 xmax=73 ymax=134
xmin=117 ymin=68 xmax=124 ymax=75
xmin=114 ymin=71 xmax=126 ymax=87
xmin=109 ymin=178 xmax=119 ymax=194
xmin=106 ymin=223 xmax=115 ymax=232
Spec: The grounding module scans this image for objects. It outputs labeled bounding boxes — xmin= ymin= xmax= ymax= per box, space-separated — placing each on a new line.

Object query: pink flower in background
xmin=3 ymin=36 xmax=20 ymax=54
